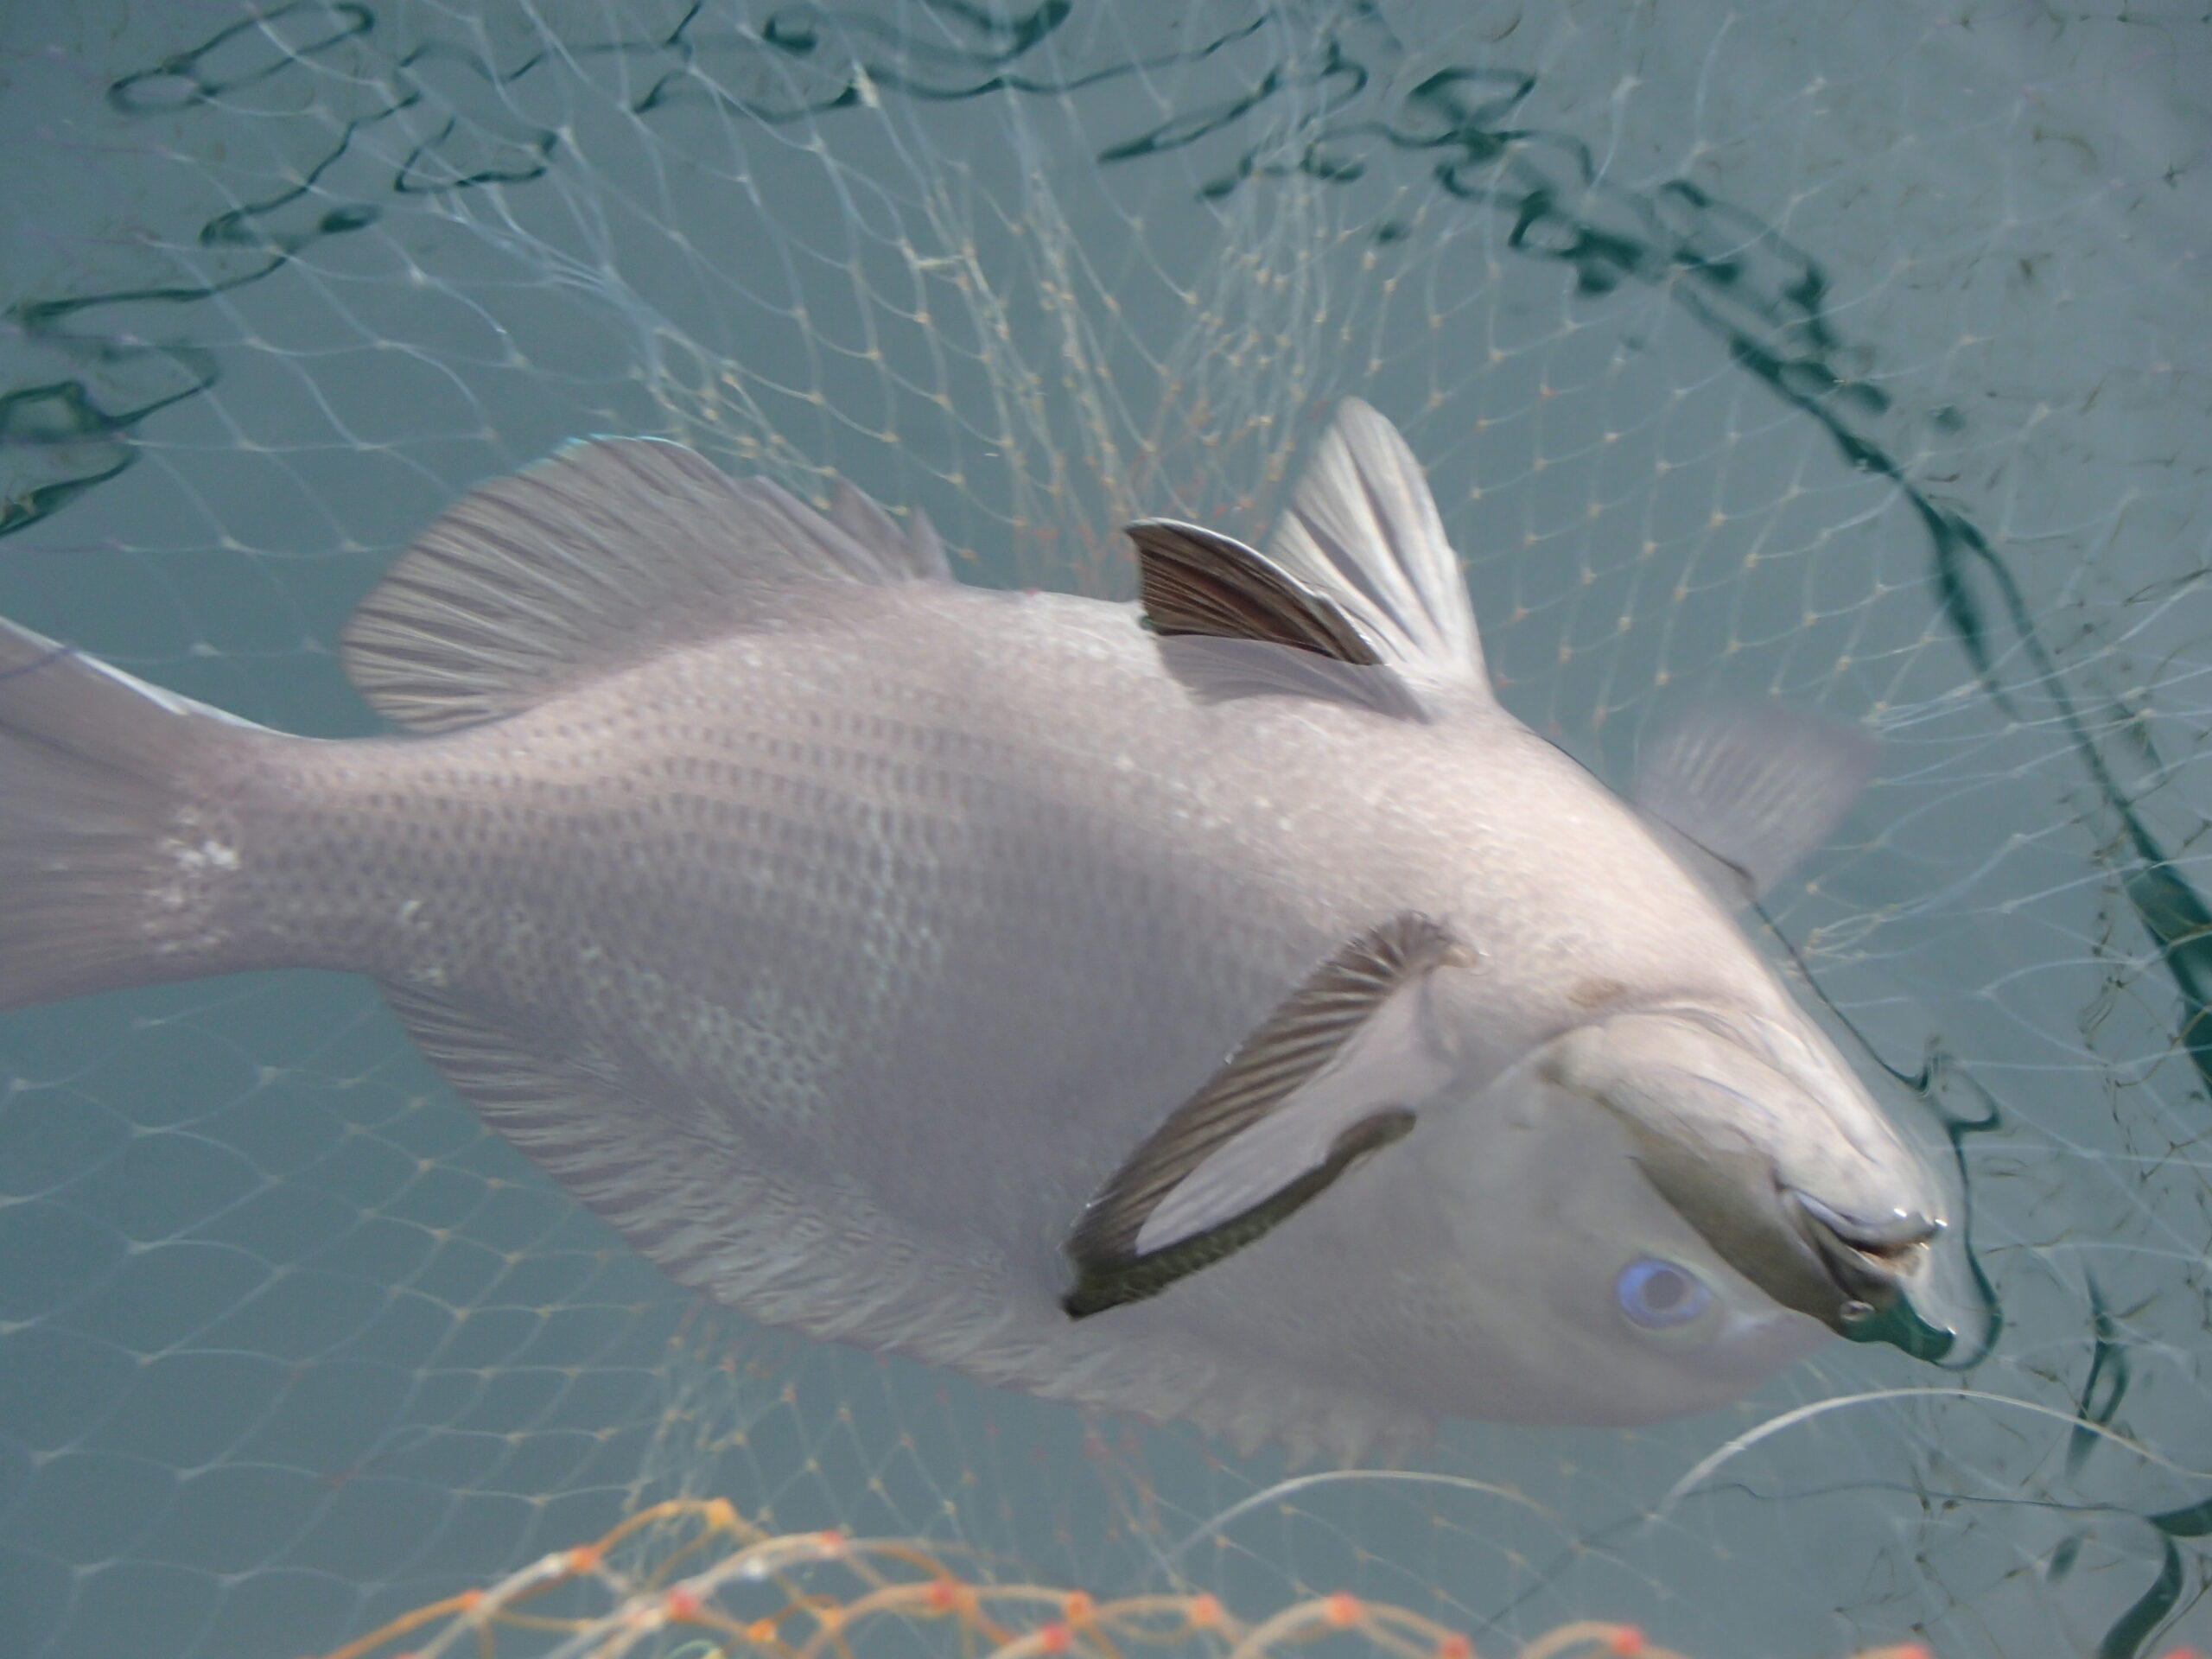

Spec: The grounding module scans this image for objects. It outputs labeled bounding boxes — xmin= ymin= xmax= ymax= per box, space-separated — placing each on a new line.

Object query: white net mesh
xmin=2 ymin=2 xmax=2209 ymax=1656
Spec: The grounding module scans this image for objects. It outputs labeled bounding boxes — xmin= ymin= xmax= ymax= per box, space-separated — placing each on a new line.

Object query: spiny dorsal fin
xmin=1128 ymin=518 xmax=1429 ymax=720
xmin=342 ymin=438 xmax=945 ymax=732
xmin=1063 ymin=914 xmax=1465 ymax=1318
xmin=1265 ymin=399 xmax=1490 ymax=709
xmin=1632 ymin=702 xmax=1879 ymax=904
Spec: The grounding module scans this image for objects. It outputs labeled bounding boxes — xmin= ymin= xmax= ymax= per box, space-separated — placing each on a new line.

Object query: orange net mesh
xmin=315 ymin=1500 xmax=1937 ymax=1659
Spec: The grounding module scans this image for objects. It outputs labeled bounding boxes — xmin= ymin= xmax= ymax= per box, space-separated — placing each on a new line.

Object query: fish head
xmin=1370 ymin=985 xmax=1959 ymax=1425
xmin=1537 ymin=1002 xmax=1952 ymax=1355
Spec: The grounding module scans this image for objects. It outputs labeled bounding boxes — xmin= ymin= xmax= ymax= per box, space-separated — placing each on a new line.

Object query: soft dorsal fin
xmin=1063 ymin=914 xmax=1465 ymax=1318
xmin=830 ymin=479 xmax=952 ymax=582
xmin=342 ymin=438 xmax=944 ymax=733
xmin=1263 ymin=399 xmax=1490 ymax=709
xmin=1127 ymin=520 xmax=1429 ymax=721
xmin=1632 ymin=702 xmax=1880 ymax=904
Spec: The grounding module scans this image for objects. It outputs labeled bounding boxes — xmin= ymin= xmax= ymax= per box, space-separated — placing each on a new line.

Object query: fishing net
xmin=2 ymin=2 xmax=2209 ymax=1657
xmin=308 ymin=1503 xmax=1934 ymax=1659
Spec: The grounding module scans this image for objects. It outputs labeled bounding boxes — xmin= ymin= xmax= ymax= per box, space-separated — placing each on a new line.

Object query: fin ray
xmin=1063 ymin=914 xmax=1463 ymax=1317
xmin=1264 ymin=400 xmax=1488 ymax=705
xmin=1632 ymin=702 xmax=1879 ymax=903
xmin=1128 ymin=519 xmax=1430 ymax=720
xmin=1132 ymin=518 xmax=1382 ymax=662
xmin=343 ymin=439 xmax=944 ymax=732
xmin=378 ymin=982 xmax=987 ymax=1348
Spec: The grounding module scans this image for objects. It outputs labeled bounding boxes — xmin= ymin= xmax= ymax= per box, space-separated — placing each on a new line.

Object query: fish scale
xmin=0 ymin=403 xmax=1948 ymax=1462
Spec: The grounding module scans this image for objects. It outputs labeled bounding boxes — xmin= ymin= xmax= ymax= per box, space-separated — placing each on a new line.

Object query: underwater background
xmin=2 ymin=2 xmax=2209 ymax=1656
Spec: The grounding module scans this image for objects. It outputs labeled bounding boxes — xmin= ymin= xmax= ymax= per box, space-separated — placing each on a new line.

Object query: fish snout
xmin=1782 ymin=1189 xmax=1942 ymax=1327
xmin=1543 ymin=1009 xmax=1948 ymax=1340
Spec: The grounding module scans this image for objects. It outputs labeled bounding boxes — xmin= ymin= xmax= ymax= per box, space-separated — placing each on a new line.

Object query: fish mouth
xmin=1540 ymin=1007 xmax=1953 ymax=1353
xmin=1780 ymin=1188 xmax=1941 ymax=1329
xmin=1634 ymin=1155 xmax=1944 ymax=1339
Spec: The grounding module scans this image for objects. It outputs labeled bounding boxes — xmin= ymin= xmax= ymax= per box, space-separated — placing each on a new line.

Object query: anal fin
xmin=377 ymin=983 xmax=951 ymax=1347
xmin=378 ymin=983 xmax=728 ymax=1275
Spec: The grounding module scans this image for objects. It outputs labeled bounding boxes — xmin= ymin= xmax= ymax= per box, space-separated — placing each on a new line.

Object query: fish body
xmin=0 ymin=404 xmax=1943 ymax=1460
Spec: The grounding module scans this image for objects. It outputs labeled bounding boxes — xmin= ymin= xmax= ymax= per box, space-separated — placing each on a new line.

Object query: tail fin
xmin=0 ymin=615 xmax=271 ymax=1009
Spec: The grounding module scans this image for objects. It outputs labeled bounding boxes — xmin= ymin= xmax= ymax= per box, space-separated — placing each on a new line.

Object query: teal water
xmin=3 ymin=3 xmax=2209 ymax=1656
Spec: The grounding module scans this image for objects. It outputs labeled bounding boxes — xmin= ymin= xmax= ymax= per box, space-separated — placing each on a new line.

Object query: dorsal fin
xmin=1264 ymin=400 xmax=1490 ymax=709
xmin=830 ymin=479 xmax=952 ymax=582
xmin=342 ymin=438 xmax=944 ymax=733
xmin=1127 ymin=519 xmax=1429 ymax=721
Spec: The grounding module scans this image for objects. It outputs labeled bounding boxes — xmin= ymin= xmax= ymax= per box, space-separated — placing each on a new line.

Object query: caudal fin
xmin=0 ymin=615 xmax=270 ymax=1009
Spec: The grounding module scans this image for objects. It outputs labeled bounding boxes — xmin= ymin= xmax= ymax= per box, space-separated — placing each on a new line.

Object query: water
xmin=3 ymin=3 xmax=2209 ymax=1656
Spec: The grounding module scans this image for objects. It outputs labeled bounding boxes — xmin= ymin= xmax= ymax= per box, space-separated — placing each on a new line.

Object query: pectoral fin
xmin=1130 ymin=518 xmax=1381 ymax=664
xmin=1063 ymin=914 xmax=1464 ymax=1318
xmin=1632 ymin=702 xmax=1879 ymax=904
xmin=1128 ymin=520 xmax=1429 ymax=721
xmin=1128 ymin=399 xmax=1492 ymax=722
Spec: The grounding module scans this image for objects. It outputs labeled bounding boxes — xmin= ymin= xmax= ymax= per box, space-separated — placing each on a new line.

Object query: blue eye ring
xmin=1616 ymin=1257 xmax=1712 ymax=1330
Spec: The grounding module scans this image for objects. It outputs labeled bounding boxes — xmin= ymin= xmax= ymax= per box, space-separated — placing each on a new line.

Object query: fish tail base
xmin=0 ymin=615 xmax=272 ymax=1009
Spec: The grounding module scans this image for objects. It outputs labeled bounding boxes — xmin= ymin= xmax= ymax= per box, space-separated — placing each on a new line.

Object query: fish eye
xmin=1615 ymin=1257 xmax=1712 ymax=1330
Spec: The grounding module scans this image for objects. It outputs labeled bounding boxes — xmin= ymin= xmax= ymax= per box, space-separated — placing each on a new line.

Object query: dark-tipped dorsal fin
xmin=342 ymin=438 xmax=944 ymax=733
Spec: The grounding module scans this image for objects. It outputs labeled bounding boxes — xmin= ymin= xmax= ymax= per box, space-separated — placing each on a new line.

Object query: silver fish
xmin=0 ymin=401 xmax=1947 ymax=1463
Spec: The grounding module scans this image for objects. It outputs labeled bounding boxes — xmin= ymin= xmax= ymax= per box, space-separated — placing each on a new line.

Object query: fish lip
xmin=1541 ymin=1006 xmax=1948 ymax=1337
xmin=1783 ymin=1188 xmax=1942 ymax=1328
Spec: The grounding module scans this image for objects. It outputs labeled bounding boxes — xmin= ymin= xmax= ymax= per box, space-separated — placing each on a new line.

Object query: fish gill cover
xmin=0 ymin=2 xmax=2207 ymax=1657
